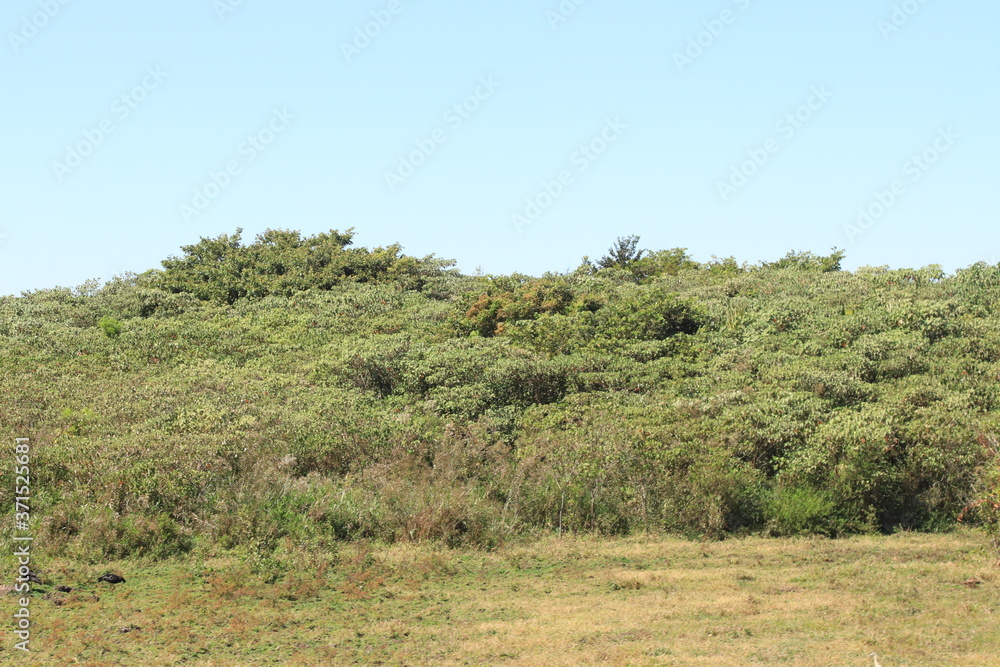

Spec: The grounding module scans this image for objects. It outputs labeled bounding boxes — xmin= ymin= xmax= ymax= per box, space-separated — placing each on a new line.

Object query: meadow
xmin=5 ymin=531 xmax=998 ymax=665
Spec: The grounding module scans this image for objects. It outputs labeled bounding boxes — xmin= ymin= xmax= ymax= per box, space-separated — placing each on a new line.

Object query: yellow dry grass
xmin=402 ymin=532 xmax=999 ymax=666
xmin=6 ymin=530 xmax=998 ymax=665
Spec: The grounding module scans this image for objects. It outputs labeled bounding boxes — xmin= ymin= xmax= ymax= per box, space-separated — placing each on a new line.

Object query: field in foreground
xmin=6 ymin=530 xmax=998 ymax=665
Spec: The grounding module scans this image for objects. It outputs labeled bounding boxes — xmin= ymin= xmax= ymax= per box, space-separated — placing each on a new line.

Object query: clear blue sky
xmin=2 ymin=0 xmax=997 ymax=295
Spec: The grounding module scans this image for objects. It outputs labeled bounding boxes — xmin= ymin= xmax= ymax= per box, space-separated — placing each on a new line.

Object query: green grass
xmin=6 ymin=530 xmax=998 ymax=665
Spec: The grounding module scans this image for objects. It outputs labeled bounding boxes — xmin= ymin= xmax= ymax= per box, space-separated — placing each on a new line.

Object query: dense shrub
xmin=766 ymin=486 xmax=842 ymax=536
xmin=3 ymin=232 xmax=1000 ymax=561
xmin=151 ymin=228 xmax=453 ymax=305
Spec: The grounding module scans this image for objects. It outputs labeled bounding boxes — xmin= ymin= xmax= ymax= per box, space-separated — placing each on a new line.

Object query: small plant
xmin=766 ymin=486 xmax=842 ymax=537
xmin=60 ymin=407 xmax=96 ymax=436
xmin=98 ymin=315 xmax=123 ymax=339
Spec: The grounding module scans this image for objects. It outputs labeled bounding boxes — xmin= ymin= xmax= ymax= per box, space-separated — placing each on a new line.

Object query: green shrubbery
xmin=151 ymin=227 xmax=453 ymax=305
xmin=765 ymin=486 xmax=842 ymax=536
xmin=2 ymin=231 xmax=1000 ymax=562
xmin=98 ymin=316 xmax=123 ymax=339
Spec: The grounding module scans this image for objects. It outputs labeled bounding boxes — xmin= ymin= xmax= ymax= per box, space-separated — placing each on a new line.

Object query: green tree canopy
xmin=152 ymin=228 xmax=451 ymax=304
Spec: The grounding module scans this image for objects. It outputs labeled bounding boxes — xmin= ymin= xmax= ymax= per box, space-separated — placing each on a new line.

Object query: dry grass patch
xmin=4 ymin=530 xmax=997 ymax=665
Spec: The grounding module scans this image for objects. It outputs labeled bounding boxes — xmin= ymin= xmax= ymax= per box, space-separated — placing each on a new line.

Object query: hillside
xmin=3 ymin=229 xmax=1000 ymax=565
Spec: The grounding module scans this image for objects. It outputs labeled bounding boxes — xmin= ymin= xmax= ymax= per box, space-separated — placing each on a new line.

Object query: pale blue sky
xmin=2 ymin=0 xmax=997 ymax=295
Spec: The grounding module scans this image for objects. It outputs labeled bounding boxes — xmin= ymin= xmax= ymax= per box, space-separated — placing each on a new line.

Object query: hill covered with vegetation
xmin=3 ymin=229 xmax=999 ymax=568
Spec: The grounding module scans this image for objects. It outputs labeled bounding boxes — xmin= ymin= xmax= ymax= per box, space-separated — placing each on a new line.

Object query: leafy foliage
xmin=98 ymin=316 xmax=123 ymax=339
xmin=761 ymin=248 xmax=846 ymax=273
xmin=2 ymin=230 xmax=999 ymax=562
xmin=597 ymin=235 xmax=645 ymax=269
xmin=152 ymin=228 xmax=452 ymax=305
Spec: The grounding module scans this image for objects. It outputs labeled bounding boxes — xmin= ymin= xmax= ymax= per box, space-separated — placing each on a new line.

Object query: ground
xmin=5 ymin=530 xmax=998 ymax=665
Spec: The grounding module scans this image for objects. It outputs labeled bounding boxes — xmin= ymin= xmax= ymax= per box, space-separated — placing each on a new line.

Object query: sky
xmin=1 ymin=0 xmax=998 ymax=296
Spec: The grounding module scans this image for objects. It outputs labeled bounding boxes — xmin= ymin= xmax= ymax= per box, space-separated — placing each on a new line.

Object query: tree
xmin=598 ymin=235 xmax=645 ymax=270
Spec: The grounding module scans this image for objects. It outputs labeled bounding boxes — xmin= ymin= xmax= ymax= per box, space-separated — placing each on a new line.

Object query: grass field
xmin=4 ymin=530 xmax=998 ymax=665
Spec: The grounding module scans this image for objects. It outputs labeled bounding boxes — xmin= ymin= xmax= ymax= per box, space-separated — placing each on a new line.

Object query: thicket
xmin=2 ymin=230 xmax=999 ymax=563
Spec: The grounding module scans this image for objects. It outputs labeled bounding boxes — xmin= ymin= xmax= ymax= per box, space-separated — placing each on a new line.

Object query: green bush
xmin=7 ymin=230 xmax=1000 ymax=559
xmin=765 ymin=486 xmax=843 ymax=536
xmin=592 ymin=286 xmax=705 ymax=344
xmin=152 ymin=227 xmax=453 ymax=304
xmin=659 ymin=453 xmax=765 ymax=538
xmin=961 ymin=432 xmax=1000 ymax=556
xmin=98 ymin=316 xmax=123 ymax=339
